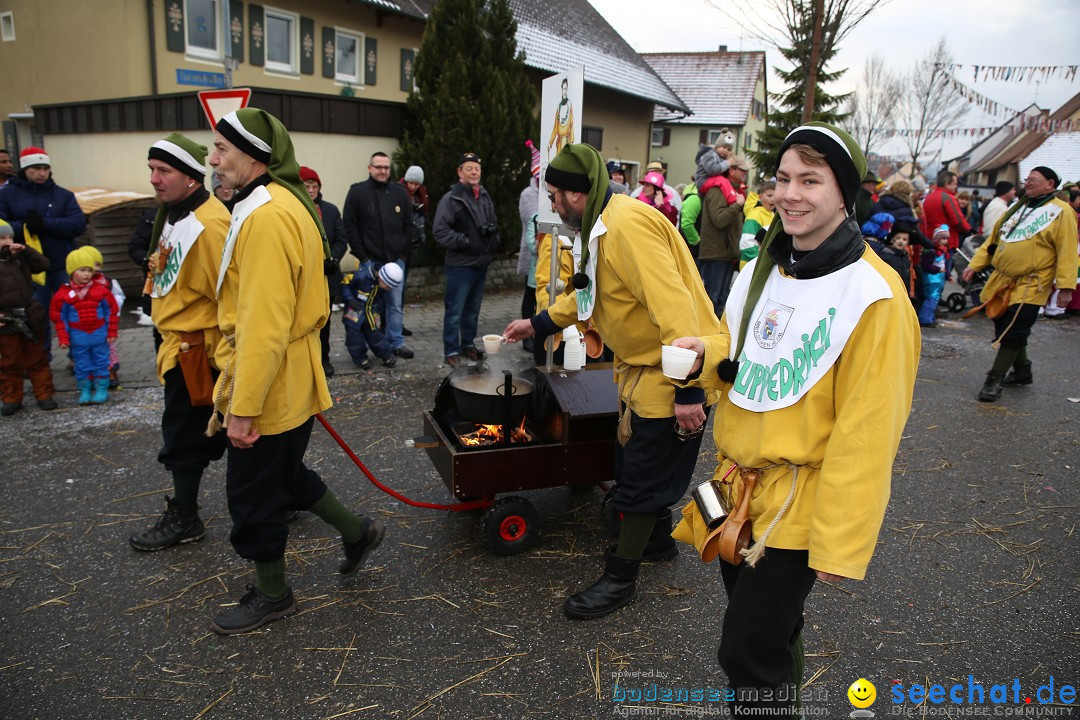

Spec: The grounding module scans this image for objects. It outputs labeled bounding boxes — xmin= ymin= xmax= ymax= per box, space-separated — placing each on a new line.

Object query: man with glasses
xmin=343 ymin=152 xmax=415 ymax=360
xmin=962 ymin=166 xmax=1077 ymax=401
xmin=502 ymin=143 xmax=722 ymax=620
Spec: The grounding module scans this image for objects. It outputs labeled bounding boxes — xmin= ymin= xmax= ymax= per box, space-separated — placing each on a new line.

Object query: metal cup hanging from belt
xmin=691 ymin=481 xmax=729 ymax=529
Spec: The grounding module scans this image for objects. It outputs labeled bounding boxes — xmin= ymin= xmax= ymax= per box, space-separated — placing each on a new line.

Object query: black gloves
xmin=25 ymin=210 xmax=45 ymax=236
xmin=347 ymin=300 xmax=364 ymax=312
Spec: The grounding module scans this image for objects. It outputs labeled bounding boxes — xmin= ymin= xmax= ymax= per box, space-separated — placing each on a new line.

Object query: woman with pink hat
xmin=637 ymin=170 xmax=678 ymax=227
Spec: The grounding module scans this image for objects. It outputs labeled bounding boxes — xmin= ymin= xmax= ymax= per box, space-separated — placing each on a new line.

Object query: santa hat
xmin=148 ymin=133 xmax=207 ymax=181
xmin=525 ymin=140 xmax=541 ymax=178
xmin=20 ymin=146 xmax=50 ymax=168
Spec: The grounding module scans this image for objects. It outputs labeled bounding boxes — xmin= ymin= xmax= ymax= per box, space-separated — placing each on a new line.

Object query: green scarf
xmin=230 ymin=108 xmax=331 ymax=260
xmin=547 ymin=143 xmax=609 ymax=273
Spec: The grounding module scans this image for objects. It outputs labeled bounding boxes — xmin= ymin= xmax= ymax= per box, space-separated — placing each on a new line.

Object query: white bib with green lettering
xmin=724 ymin=257 xmax=892 ymax=412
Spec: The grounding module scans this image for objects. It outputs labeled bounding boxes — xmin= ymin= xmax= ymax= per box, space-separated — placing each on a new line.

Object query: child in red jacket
xmin=49 ymin=247 xmax=118 ymax=404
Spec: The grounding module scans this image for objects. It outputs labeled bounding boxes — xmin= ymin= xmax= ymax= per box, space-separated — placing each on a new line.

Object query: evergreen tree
xmin=726 ymin=0 xmax=884 ymax=175
xmin=395 ymin=0 xmax=537 ymax=256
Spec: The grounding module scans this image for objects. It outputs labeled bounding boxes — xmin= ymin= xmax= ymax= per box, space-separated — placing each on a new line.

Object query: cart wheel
xmin=600 ymin=486 xmax=622 ymax=537
xmin=946 ymin=292 xmax=966 ymax=313
xmin=482 ymin=496 xmax=541 ymax=555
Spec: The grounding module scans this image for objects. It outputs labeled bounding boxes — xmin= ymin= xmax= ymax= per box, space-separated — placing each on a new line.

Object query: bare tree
xmin=896 ymin=37 xmax=967 ymax=179
xmin=707 ymin=0 xmax=886 ymax=58
xmin=841 ymin=54 xmax=901 ymax=157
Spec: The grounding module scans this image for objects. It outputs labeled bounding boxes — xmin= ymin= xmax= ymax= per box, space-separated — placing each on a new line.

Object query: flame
xmin=458 ymin=416 xmax=532 ymax=446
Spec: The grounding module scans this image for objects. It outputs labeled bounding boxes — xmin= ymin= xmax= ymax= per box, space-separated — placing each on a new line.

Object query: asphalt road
xmin=1 ymin=291 xmax=1077 ymax=720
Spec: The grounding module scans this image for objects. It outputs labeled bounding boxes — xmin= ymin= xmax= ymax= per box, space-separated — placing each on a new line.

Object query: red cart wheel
xmin=483 ymin=496 xmax=541 ymax=555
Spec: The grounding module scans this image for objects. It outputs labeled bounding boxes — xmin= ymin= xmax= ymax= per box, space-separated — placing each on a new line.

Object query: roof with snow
xmin=1019 ymin=132 xmax=1080 ymax=185
xmin=644 ymin=51 xmax=766 ymax=125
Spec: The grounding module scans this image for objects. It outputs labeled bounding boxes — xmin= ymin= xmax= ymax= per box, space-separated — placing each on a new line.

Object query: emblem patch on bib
xmin=753 ymin=300 xmax=795 ymax=349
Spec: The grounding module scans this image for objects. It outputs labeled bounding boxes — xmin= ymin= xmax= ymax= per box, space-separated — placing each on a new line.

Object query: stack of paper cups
xmin=562 ymin=326 xmax=585 ymax=371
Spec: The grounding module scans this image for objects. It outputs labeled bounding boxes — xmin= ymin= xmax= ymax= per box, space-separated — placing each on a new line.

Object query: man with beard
xmin=129 ymin=134 xmax=230 ymax=552
xmin=206 ymin=108 xmax=384 ymax=634
xmin=502 ymin=143 xmax=722 ymax=620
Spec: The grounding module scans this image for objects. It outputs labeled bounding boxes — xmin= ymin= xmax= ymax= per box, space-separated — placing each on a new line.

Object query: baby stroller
xmin=946 ymin=235 xmax=990 ymax=312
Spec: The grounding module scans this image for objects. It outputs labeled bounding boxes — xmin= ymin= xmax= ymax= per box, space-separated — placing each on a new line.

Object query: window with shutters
xmin=582 ymin=126 xmax=603 ymax=150
xmin=185 ymin=0 xmax=222 ymax=61
xmin=335 ymin=29 xmax=363 ymax=84
xmin=264 ymin=7 xmax=298 ymax=74
xmin=651 ymin=128 xmax=671 ymax=147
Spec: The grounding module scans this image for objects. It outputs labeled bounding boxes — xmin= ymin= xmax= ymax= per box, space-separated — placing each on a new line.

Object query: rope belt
xmin=205 ymin=332 xmax=236 ymax=436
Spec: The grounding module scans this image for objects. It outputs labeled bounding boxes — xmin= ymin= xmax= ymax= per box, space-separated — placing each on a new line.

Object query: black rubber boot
xmin=977 ymin=371 xmax=1004 ymax=402
xmin=641 ymin=509 xmax=678 ymax=562
xmin=1001 ymin=361 xmax=1033 ymax=386
xmin=129 ymin=496 xmax=205 ymax=551
xmin=563 ymin=548 xmax=640 ymax=619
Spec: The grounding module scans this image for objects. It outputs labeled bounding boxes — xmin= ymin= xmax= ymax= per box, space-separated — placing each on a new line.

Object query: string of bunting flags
xmin=846 ymin=115 xmax=1080 ymax=140
xmin=945 ymin=75 xmax=1020 ymax=119
xmin=938 ymin=63 xmax=1080 ymax=84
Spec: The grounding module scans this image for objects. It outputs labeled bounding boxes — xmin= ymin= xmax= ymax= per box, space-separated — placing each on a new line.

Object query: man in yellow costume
xmin=962 ymin=165 xmax=1077 ymax=402
xmin=207 ymin=108 xmax=384 ymax=634
xmin=503 ymin=143 xmax=722 ymax=620
xmin=547 ymin=77 xmax=574 ymax=159
xmin=129 ymin=133 xmax=229 ymax=552
xmin=671 ymin=122 xmax=919 ymax=717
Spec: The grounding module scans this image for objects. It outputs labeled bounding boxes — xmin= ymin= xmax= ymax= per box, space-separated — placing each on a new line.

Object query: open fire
xmin=457 ymin=416 xmax=533 ymax=447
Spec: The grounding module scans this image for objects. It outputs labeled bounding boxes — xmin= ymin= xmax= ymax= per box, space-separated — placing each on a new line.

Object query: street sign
xmin=197 ymin=88 xmax=252 ymax=128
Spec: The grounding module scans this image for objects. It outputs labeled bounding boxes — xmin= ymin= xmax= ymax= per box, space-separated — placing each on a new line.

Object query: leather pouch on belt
xmin=178 ymin=330 xmax=214 ymax=406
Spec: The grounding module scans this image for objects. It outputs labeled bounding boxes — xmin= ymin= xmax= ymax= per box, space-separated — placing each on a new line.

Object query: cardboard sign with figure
xmin=538 ymin=67 xmax=584 ymax=225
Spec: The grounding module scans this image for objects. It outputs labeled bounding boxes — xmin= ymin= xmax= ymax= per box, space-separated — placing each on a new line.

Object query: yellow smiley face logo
xmin=847 ymin=678 xmax=876 ymax=708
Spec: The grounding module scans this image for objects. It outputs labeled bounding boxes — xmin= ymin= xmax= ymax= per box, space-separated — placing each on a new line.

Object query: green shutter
xmin=248 ymin=3 xmax=264 ymax=67
xmin=400 ymin=48 xmax=414 ymax=91
xmin=300 ymin=17 xmax=314 ymax=75
xmin=322 ymin=26 xmax=335 ymax=78
xmin=229 ymin=1 xmax=243 ymax=62
xmin=364 ymin=37 xmax=377 ymax=86
xmin=165 ymin=0 xmax=184 ymax=53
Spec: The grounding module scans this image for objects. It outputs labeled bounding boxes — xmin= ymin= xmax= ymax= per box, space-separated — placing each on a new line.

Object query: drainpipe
xmin=147 ymin=0 xmax=159 ymax=95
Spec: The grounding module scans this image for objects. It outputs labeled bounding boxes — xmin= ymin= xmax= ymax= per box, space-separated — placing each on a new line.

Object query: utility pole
xmin=802 ymin=0 xmax=825 ymax=124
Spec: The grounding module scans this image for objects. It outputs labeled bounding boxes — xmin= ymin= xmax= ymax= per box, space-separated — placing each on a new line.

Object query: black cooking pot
xmin=449 ymin=369 xmax=534 ymax=425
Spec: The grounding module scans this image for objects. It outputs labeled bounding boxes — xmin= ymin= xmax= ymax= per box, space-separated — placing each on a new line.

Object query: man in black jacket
xmin=343 ymin=152 xmax=415 ymax=359
xmin=433 ymin=152 xmax=500 ymax=366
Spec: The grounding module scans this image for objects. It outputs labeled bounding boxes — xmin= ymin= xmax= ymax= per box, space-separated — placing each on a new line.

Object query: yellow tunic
xmin=970 ymin=197 xmax=1078 ymax=306
xmin=151 ymin=197 xmax=230 ymax=383
xmin=215 ymin=182 xmax=332 ymax=436
xmin=673 ymin=249 xmax=920 ymax=580
xmin=546 ymin=193 xmax=722 ymax=417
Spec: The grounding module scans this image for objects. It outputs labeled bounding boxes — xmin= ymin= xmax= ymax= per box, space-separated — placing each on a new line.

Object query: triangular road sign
xmin=197 ymin=88 xmax=252 ymax=128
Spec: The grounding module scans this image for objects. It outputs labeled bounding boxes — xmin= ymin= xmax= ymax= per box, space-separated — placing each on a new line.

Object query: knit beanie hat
xmin=404 ymin=165 xmax=425 ymax=184
xmin=215 ymin=108 xmax=330 ymax=259
xmin=299 ymin=166 xmax=321 ymax=186
xmin=65 ymin=246 xmax=98 ymax=276
xmin=378 ymin=262 xmax=404 ymax=289
xmin=148 ymin=133 xmax=207 ymax=181
xmin=1031 ymin=166 xmax=1060 ymax=187
xmin=775 ymin=122 xmax=866 ymax=213
xmin=83 ymin=245 xmax=104 ymax=267
xmin=0 ymin=220 xmax=12 ymax=238
xmin=545 ymin=143 xmax=609 ymax=283
xmin=19 ymin=146 xmax=50 ymax=168
xmin=860 ymin=212 xmax=894 ymax=240
xmin=932 ymin=224 xmax=950 ymax=241
xmin=994 ymin=181 xmax=1015 ymax=197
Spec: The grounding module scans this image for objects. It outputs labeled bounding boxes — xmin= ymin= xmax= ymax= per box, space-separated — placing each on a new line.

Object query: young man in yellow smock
xmin=206 ymin=108 xmax=384 ymax=635
xmin=671 ymin=123 xmax=920 ymax=718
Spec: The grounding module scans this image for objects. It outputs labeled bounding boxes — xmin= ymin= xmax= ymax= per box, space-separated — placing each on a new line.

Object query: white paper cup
xmin=661 ymin=344 xmax=698 ymax=379
xmin=482 ymin=334 xmax=504 ymax=355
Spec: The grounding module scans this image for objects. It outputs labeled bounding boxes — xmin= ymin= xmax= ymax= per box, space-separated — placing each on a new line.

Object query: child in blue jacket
xmin=342 ymin=262 xmax=402 ymax=369
xmin=918 ymin=225 xmax=950 ymax=327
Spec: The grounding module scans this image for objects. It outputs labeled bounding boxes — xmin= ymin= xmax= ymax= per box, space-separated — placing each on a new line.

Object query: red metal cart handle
xmin=315 ymin=413 xmax=490 ymax=513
